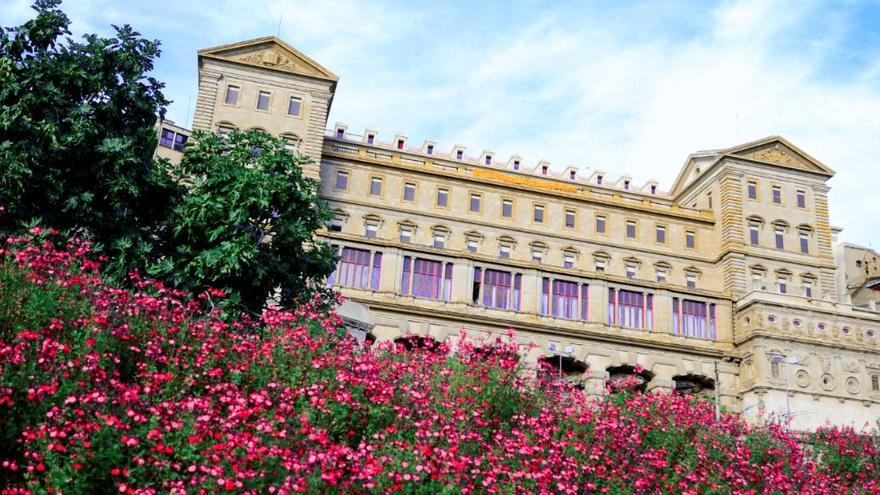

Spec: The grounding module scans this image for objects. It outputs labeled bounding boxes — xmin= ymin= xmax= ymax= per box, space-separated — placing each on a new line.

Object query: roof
xmin=198 ymin=36 xmax=338 ymax=82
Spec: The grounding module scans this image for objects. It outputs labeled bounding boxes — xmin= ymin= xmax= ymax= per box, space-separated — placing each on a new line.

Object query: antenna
xmin=184 ymin=95 xmax=193 ymax=128
xmin=736 ymin=113 xmax=740 ymax=143
xmin=277 ymin=15 xmax=283 ymax=37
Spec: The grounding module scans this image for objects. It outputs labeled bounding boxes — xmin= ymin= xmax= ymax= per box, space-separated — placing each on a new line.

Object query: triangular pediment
xmin=198 ymin=36 xmax=338 ymax=82
xmin=725 ymin=136 xmax=834 ymax=177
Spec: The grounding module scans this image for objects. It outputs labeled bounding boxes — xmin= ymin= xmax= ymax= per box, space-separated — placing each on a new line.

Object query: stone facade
xmin=167 ymin=36 xmax=880 ymax=431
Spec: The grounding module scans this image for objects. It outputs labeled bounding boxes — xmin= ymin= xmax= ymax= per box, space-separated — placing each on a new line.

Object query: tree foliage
xmin=149 ymin=129 xmax=336 ymax=312
xmin=0 ymin=0 xmax=180 ymax=273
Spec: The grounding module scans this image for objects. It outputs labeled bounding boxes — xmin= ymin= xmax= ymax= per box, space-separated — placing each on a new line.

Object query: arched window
xmin=280 ymin=133 xmax=302 ymax=153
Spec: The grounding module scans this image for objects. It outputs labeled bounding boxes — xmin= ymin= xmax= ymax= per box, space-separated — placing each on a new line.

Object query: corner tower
xmin=191 ymin=36 xmax=338 ymax=176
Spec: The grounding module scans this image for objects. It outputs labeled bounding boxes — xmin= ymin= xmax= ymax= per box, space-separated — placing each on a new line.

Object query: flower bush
xmin=0 ymin=231 xmax=878 ymax=494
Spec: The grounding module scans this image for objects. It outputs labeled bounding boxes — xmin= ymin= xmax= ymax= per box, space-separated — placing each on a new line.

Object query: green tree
xmin=0 ymin=0 xmax=180 ymax=275
xmin=149 ymin=130 xmax=336 ymax=313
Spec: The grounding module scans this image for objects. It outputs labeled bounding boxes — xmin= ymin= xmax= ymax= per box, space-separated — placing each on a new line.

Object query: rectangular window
xmin=399 ymin=227 xmax=412 ymax=243
xmin=747 ymin=181 xmax=757 ymax=200
xmin=456 ymin=150 xmax=464 ymax=160
xmin=707 ymin=192 xmax=712 ymax=209
xmin=534 ymin=205 xmax=545 ymax=223
xmin=433 ymin=233 xmax=445 ymax=249
xmin=540 ymin=278 xmax=585 ymax=320
xmin=173 ymin=133 xmax=188 ymax=152
xmin=224 ymin=85 xmax=240 ymax=105
xmin=397 ymin=139 xmax=404 ymax=150
xmin=672 ymin=299 xmax=715 ymax=339
xmin=369 ymin=177 xmax=383 ymax=196
xmin=775 ymin=229 xmax=784 ymax=249
xmin=686 ymin=231 xmax=695 ymax=249
xmin=470 ymin=194 xmax=481 ymax=212
xmin=467 ymin=239 xmax=478 ymax=253
xmin=287 ymin=96 xmax=302 ymax=116
xmin=335 ymin=171 xmax=349 ymax=190
xmin=499 ymin=244 xmax=511 ymax=259
xmin=796 ymin=190 xmax=806 ymax=208
xmin=803 ymin=281 xmax=813 ymax=298
xmin=401 ymin=257 xmax=452 ymax=301
xmin=686 ymin=275 xmax=697 ymax=289
xmin=772 ymin=186 xmax=782 ymax=204
xmin=159 ymin=128 xmax=175 ymax=148
xmin=335 ymin=247 xmax=379 ymax=290
xmin=799 ymin=233 xmax=809 ymax=254
xmin=256 ymin=91 xmax=271 ymax=111
xmin=609 ymin=289 xmax=653 ymax=330
xmin=563 ymin=252 xmax=575 ymax=269
xmin=596 ymin=215 xmax=606 ymax=234
xmin=330 ymin=217 xmax=343 ymax=232
xmin=501 ymin=199 xmax=513 ymax=218
xmin=366 ymin=134 xmax=375 ymax=145
xmin=437 ymin=188 xmax=448 ymax=207
xmin=626 ymin=265 xmax=636 ymax=279
xmin=403 ymin=182 xmax=416 ymax=202
xmin=749 ymin=225 xmax=759 ymax=245
xmin=872 ymin=375 xmax=879 ymax=392
xmin=656 ymin=269 xmax=667 ymax=282
xmin=426 ymin=144 xmax=434 ymax=155
xmin=656 ymin=225 xmax=666 ymax=244
xmin=531 ymin=248 xmax=543 ymax=264
xmin=626 ymin=220 xmax=637 ymax=239
xmin=365 ymin=222 xmax=378 ymax=238
xmin=778 ymin=278 xmax=787 ymax=294
xmin=477 ymin=268 xmax=519 ymax=310
xmin=565 ymin=209 xmax=576 ymax=229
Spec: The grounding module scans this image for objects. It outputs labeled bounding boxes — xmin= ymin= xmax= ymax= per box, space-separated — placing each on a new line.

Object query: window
xmin=803 ymin=280 xmax=813 ymax=298
xmin=596 ymin=215 xmax=606 ymax=234
xmin=485 ymin=155 xmax=492 ymax=165
xmin=541 ymin=278 xmax=588 ymax=320
xmin=857 ymin=260 xmax=863 ymax=268
xmin=473 ymin=268 xmax=521 ymax=310
xmin=282 ymin=135 xmax=301 ymax=152
xmin=335 ymin=171 xmax=349 ymax=190
xmin=706 ymin=192 xmax=712 ymax=209
xmin=336 ymin=128 xmax=345 ymax=139
xmin=563 ymin=251 xmax=576 ymax=269
xmin=596 ymin=175 xmax=603 ymax=185
xmin=534 ymin=205 xmax=545 ymax=223
xmin=770 ymin=360 xmax=780 ymax=380
xmin=403 ymin=183 xmax=416 ymax=202
xmin=159 ymin=128 xmax=175 ymax=148
xmin=396 ymin=139 xmax=405 ymax=150
xmin=626 ymin=264 xmax=637 ymax=279
xmin=672 ymin=298 xmax=716 ymax=339
xmin=399 ymin=225 xmax=413 ymax=243
xmin=531 ymin=246 xmax=544 ymax=264
xmin=432 ymin=230 xmax=447 ymax=249
xmin=364 ymin=218 xmax=380 ymax=238
xmin=330 ymin=216 xmax=344 ymax=232
xmin=749 ymin=224 xmax=760 ymax=245
xmin=224 ymin=85 xmax=240 ymax=105
xmin=541 ymin=165 xmax=548 ymax=175
xmin=173 ymin=131 xmax=188 ymax=151
xmin=747 ymin=181 xmax=757 ymax=200
xmin=775 ymin=227 xmax=784 ymax=249
xmin=369 ymin=177 xmax=383 ymax=196
xmin=656 ymin=268 xmax=667 ymax=282
xmin=872 ymin=375 xmax=879 ymax=392
xmin=626 ymin=221 xmax=637 ymax=239
xmin=777 ymin=276 xmax=787 ymax=294
xmin=499 ymin=243 xmax=511 ymax=259
xmin=799 ymin=232 xmax=809 ymax=254
xmin=501 ymin=199 xmax=513 ymax=218
xmin=470 ymin=194 xmax=481 ymax=213
xmin=437 ymin=188 xmax=448 ymax=207
xmin=686 ymin=274 xmax=697 ymax=289
xmin=594 ymin=258 xmax=607 ymax=272
xmin=656 ymin=225 xmax=666 ymax=244
xmin=569 ymin=170 xmax=576 ymax=180
xmin=565 ymin=209 xmax=576 ymax=229
xmin=685 ymin=231 xmax=695 ymax=249
xmin=331 ymin=248 xmax=382 ymax=290
xmin=796 ymin=190 xmax=806 ymax=208
xmin=256 ymin=91 xmax=271 ymax=111
xmin=467 ymin=238 xmax=479 ymax=253
xmin=366 ymin=134 xmax=375 ymax=145
xmin=456 ymin=150 xmax=464 ymax=160
xmin=217 ymin=124 xmax=235 ymax=140
xmin=400 ymin=257 xmax=453 ymax=301
xmin=608 ymin=288 xmax=653 ymax=330
xmin=426 ymin=144 xmax=434 ymax=155
xmin=772 ymin=186 xmax=782 ymax=204
xmin=623 ymin=180 xmax=630 ymax=190
xmin=287 ymin=96 xmax=302 ymax=116
xmin=650 ymin=185 xmax=657 ymax=194
xmin=513 ymin=160 xmax=520 ymax=170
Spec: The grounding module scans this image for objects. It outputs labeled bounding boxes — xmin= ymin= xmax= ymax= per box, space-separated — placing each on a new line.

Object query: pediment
xmin=726 ymin=137 xmax=834 ymax=177
xmin=199 ymin=36 xmax=338 ymax=82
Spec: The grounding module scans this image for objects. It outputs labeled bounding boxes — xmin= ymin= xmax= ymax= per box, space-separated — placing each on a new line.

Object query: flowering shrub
xmin=0 ymin=231 xmax=878 ymax=494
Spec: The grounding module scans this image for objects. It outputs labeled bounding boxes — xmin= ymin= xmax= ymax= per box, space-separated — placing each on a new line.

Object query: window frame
xmin=501 ymin=198 xmax=514 ymax=219
xmin=595 ymin=215 xmax=607 ymax=235
xmin=533 ymin=204 xmax=545 ymax=224
xmin=436 ymin=187 xmax=449 ymax=208
xmin=286 ymin=95 xmax=303 ymax=118
xmin=625 ymin=220 xmax=637 ymax=239
xmin=564 ymin=209 xmax=576 ymax=229
xmin=771 ymin=185 xmax=783 ymax=205
xmin=655 ymin=225 xmax=667 ymax=244
xmin=369 ymin=176 xmax=384 ymax=197
xmin=469 ymin=192 xmax=483 ymax=213
xmin=255 ymin=89 xmax=273 ymax=112
xmin=685 ymin=230 xmax=696 ymax=249
xmin=334 ymin=170 xmax=350 ymax=192
xmin=403 ymin=182 xmax=417 ymax=202
xmin=223 ymin=84 xmax=241 ymax=107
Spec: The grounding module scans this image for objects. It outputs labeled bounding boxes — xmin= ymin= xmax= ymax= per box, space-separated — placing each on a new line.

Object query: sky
xmin=6 ymin=0 xmax=880 ymax=247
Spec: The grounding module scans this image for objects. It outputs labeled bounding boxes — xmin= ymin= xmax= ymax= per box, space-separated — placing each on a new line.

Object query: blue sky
xmin=7 ymin=0 xmax=880 ymax=247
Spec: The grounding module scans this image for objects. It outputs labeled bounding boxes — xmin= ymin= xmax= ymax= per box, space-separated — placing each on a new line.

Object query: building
xmin=158 ymin=36 xmax=880 ymax=431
